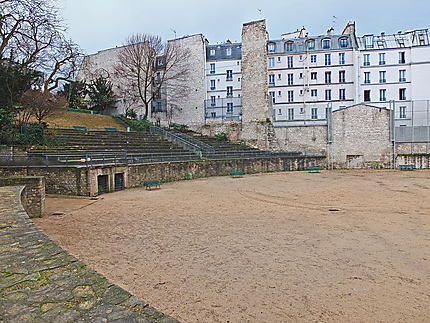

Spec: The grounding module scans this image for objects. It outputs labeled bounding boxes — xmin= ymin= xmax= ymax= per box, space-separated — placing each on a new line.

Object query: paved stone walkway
xmin=0 ymin=186 xmax=179 ymax=323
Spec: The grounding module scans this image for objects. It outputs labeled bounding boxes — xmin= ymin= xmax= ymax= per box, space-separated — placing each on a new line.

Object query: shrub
xmin=214 ymin=132 xmax=229 ymax=142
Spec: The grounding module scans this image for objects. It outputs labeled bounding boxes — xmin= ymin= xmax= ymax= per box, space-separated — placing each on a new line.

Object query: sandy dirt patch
xmin=35 ymin=170 xmax=430 ymax=322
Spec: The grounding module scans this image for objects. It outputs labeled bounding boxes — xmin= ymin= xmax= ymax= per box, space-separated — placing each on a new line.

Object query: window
xmin=339 ymin=53 xmax=345 ymax=65
xmin=287 ymin=90 xmax=294 ymax=102
xmin=379 ymin=53 xmax=385 ymax=65
xmin=299 ymin=72 xmax=303 ymax=79
xmin=267 ymin=43 xmax=275 ymax=53
xmin=278 ymin=108 xmax=282 ymax=115
xmin=379 ymin=89 xmax=386 ymax=102
xmin=310 ymin=55 xmax=317 ymax=63
xmin=311 ymin=72 xmax=317 ymax=80
xmin=227 ymin=86 xmax=233 ymax=97
xmin=268 ymin=57 xmax=275 ymax=67
xmin=399 ymin=106 xmax=406 ymax=119
xmin=325 ymin=71 xmax=331 ymax=84
xmin=307 ymin=40 xmax=315 ymax=50
xmin=399 ymin=88 xmax=406 ymax=100
xmin=419 ymin=33 xmax=426 ymax=45
xmin=211 ymin=112 xmax=216 ymax=118
xmin=399 ymin=70 xmax=406 ymax=82
xmin=288 ymin=108 xmax=294 ymax=120
xmin=325 ymin=54 xmax=331 ymax=66
xmin=278 ymin=91 xmax=282 ymax=96
xmin=226 ymin=47 xmax=232 ymax=56
xmin=339 ymin=88 xmax=346 ymax=100
xmin=379 ymin=71 xmax=386 ymax=83
xmin=311 ymin=89 xmax=317 ymax=97
xmin=276 ymin=57 xmax=280 ymax=63
xmin=399 ymin=52 xmax=405 ymax=64
xmin=210 ymin=63 xmax=215 ymax=74
xmin=364 ymin=90 xmax=371 ymax=102
xmin=269 ymin=91 xmax=275 ymax=104
xmin=363 ymin=54 xmax=370 ymax=66
xmin=210 ymin=96 xmax=216 ymax=106
xmin=339 ymin=38 xmax=348 ymax=48
xmin=278 ymin=74 xmax=282 ymax=80
xmin=227 ymin=102 xmax=233 ymax=113
xmin=339 ymin=71 xmax=346 ymax=83
xmin=322 ymin=39 xmax=330 ymax=49
xmin=325 ymin=89 xmax=331 ymax=101
xmin=311 ymin=107 xmax=318 ymax=119
xmin=364 ymin=72 xmax=370 ymax=84
xmin=287 ymin=56 xmax=293 ymax=68
xmin=287 ymin=73 xmax=294 ymax=85
xmin=365 ymin=35 xmax=374 ymax=48
xmin=299 ymin=55 xmax=303 ymax=61
xmin=285 ymin=42 xmax=293 ymax=51
xmin=210 ymin=79 xmax=216 ymax=90
xmin=226 ymin=70 xmax=233 ymax=81
xmin=269 ymin=74 xmax=275 ymax=86
xmin=210 ymin=49 xmax=215 ymax=56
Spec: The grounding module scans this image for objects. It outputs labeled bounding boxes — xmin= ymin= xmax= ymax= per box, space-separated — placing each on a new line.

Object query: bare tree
xmin=0 ymin=0 xmax=83 ymax=91
xmin=20 ymin=89 xmax=65 ymax=123
xmin=114 ymin=33 xmax=190 ymax=120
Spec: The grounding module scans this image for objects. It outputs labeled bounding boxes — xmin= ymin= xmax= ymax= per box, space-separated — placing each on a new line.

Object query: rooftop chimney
xmin=327 ymin=27 xmax=334 ymax=36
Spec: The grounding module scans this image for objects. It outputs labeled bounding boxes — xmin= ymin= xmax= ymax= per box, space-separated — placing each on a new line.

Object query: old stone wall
xmin=0 ymin=167 xmax=88 ymax=196
xmin=273 ymin=126 xmax=328 ymax=153
xmin=0 ymin=176 xmax=45 ymax=218
xmin=396 ymin=143 xmax=430 ymax=154
xmin=157 ymin=34 xmax=207 ymax=129
xmin=396 ymin=153 xmax=430 ymax=168
xmin=331 ymin=104 xmax=392 ymax=168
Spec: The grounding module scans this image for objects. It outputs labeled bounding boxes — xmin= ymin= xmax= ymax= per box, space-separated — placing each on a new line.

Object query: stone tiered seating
xmin=194 ymin=135 xmax=259 ymax=152
xmin=31 ymin=129 xmax=190 ymax=154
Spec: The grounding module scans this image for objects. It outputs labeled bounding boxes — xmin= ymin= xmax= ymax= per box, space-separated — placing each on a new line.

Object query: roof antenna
xmin=257 ymin=8 xmax=262 ymax=16
xmin=170 ymin=28 xmax=177 ymax=39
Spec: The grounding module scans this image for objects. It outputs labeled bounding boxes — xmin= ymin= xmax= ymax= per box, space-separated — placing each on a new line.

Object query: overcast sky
xmin=59 ymin=0 xmax=430 ymax=55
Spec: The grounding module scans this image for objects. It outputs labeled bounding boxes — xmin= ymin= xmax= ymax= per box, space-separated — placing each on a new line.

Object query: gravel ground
xmin=35 ymin=170 xmax=430 ymax=322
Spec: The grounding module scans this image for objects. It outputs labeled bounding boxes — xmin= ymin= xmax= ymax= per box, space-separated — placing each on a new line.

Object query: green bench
xmin=307 ymin=166 xmax=321 ymax=173
xmin=73 ymin=125 xmax=87 ymax=131
xmin=105 ymin=127 xmax=118 ymax=131
xmin=144 ymin=180 xmax=161 ymax=189
xmin=399 ymin=164 xmax=416 ymax=170
xmin=230 ymin=171 xmax=244 ymax=178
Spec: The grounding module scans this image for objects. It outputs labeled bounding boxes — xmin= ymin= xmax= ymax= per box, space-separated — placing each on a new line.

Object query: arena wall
xmin=330 ymin=104 xmax=392 ymax=168
xmin=0 ymin=176 xmax=45 ymax=218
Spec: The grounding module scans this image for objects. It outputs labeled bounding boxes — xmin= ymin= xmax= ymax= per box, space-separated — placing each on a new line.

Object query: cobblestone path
xmin=0 ymin=186 xmax=179 ymax=323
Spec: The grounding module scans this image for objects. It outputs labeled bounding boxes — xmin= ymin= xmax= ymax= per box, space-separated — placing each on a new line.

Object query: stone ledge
xmin=0 ymin=186 xmax=179 ymax=323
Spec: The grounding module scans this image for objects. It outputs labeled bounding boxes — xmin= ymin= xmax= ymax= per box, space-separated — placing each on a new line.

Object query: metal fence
xmin=0 ymin=149 xmax=324 ymax=167
xmin=392 ymin=100 xmax=430 ymax=145
xmin=0 ymin=151 xmax=200 ymax=167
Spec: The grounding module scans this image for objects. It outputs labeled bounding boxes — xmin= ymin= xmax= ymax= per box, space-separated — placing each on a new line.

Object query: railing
xmin=170 ymin=131 xmax=215 ymax=153
xmin=0 ymin=149 xmax=325 ymax=167
xmin=0 ymin=151 xmax=200 ymax=167
xmin=149 ymin=126 xmax=202 ymax=154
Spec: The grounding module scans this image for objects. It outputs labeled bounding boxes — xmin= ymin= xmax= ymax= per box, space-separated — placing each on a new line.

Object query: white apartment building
xmin=267 ymin=27 xmax=356 ymax=127
xmin=205 ymin=42 xmax=242 ymax=122
xmin=356 ymin=29 xmax=430 ymax=126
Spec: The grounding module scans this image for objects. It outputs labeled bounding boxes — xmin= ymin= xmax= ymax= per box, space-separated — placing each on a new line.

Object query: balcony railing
xmin=204 ymin=97 xmax=242 ymax=121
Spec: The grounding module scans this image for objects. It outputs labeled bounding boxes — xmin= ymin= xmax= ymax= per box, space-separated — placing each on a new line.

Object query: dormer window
xmin=419 ymin=33 xmax=426 ymax=45
xmin=226 ymin=47 xmax=232 ymax=56
xmin=364 ymin=35 xmax=374 ymax=48
xmin=210 ymin=49 xmax=215 ymax=56
xmin=267 ymin=43 xmax=275 ymax=53
xmin=285 ymin=41 xmax=293 ymax=52
xmin=322 ymin=39 xmax=330 ymax=49
xmin=339 ymin=38 xmax=348 ymax=48
xmin=307 ymin=40 xmax=315 ymax=50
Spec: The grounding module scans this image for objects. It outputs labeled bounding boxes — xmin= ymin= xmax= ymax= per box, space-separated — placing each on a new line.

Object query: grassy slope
xmin=33 ymin=109 xmax=125 ymax=130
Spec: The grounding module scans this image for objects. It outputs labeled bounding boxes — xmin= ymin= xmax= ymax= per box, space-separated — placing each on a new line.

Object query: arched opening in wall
xmin=306 ymin=39 xmax=315 ymax=50
xmin=322 ymin=38 xmax=331 ymax=49
xmin=339 ymin=37 xmax=349 ymax=48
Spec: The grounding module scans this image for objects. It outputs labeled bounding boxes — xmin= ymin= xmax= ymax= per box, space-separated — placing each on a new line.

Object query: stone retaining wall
xmin=0 ymin=176 xmax=45 ymax=218
xmin=0 ymin=185 xmax=178 ymax=322
xmin=0 ymin=156 xmax=326 ymax=196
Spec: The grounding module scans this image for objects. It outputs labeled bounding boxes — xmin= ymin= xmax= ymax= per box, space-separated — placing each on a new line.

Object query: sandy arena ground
xmin=34 ymin=170 xmax=430 ymax=322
